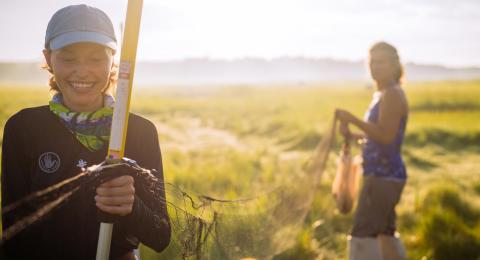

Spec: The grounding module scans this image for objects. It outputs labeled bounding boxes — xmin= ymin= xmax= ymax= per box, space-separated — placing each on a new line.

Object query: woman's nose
xmin=74 ymin=61 xmax=91 ymax=77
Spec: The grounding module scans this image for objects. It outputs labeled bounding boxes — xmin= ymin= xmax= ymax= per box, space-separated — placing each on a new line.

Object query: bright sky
xmin=1 ymin=0 xmax=479 ymax=67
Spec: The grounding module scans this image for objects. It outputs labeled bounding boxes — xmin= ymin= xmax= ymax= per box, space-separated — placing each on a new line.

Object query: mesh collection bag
xmin=331 ymin=140 xmax=361 ymax=214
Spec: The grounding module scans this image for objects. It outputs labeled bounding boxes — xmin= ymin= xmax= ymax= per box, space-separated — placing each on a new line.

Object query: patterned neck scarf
xmin=49 ymin=93 xmax=114 ymax=151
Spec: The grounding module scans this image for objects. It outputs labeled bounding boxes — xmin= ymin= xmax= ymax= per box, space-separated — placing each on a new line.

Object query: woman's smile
xmin=68 ymin=80 xmax=97 ymax=93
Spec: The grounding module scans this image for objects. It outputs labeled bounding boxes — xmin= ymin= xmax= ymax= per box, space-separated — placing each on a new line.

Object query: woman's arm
xmin=95 ymin=119 xmax=171 ymax=252
xmin=0 ymin=113 xmax=42 ymax=258
xmin=1 ymin=114 xmax=32 ymax=229
xmin=121 ymin=122 xmax=171 ymax=252
xmin=338 ymin=121 xmax=366 ymax=142
xmin=336 ymin=89 xmax=405 ymax=145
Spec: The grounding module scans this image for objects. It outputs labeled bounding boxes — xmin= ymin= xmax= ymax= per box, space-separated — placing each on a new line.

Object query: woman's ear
xmin=43 ymin=49 xmax=53 ymax=70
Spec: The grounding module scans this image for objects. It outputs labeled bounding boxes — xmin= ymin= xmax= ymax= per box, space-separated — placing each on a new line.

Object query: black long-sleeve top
xmin=1 ymin=106 xmax=171 ymax=259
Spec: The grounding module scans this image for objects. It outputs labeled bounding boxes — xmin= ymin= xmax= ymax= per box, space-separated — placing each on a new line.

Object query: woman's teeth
xmin=70 ymin=82 xmax=94 ymax=88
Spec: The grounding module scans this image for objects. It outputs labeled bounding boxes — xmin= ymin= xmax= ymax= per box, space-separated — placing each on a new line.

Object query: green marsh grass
xmin=1 ymin=80 xmax=479 ymax=259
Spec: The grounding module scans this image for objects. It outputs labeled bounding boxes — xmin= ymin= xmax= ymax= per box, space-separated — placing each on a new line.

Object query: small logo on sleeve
xmin=38 ymin=152 xmax=61 ymax=173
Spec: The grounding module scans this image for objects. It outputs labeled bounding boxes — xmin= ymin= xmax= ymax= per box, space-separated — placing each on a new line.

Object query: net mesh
xmin=1 ymin=120 xmax=337 ymax=259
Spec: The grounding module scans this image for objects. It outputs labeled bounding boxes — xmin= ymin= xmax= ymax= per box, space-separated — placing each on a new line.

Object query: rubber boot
xmin=378 ymin=233 xmax=406 ymax=260
xmin=348 ymin=235 xmax=382 ymax=260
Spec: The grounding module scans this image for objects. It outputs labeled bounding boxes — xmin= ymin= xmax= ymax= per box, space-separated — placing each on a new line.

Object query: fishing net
xmin=1 ymin=119 xmax=338 ymax=259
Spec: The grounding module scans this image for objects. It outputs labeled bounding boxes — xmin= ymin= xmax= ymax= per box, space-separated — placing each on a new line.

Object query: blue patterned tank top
xmin=362 ymin=91 xmax=407 ymax=180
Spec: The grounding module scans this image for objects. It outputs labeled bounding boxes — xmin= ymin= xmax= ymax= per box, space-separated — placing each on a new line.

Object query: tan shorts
xmin=351 ymin=176 xmax=405 ymax=237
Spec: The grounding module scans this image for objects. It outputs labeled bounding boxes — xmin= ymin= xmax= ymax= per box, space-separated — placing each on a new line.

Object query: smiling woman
xmin=43 ymin=43 xmax=117 ymax=112
xmin=1 ymin=4 xmax=170 ymax=260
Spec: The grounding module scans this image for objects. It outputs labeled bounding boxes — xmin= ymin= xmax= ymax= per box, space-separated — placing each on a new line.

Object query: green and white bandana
xmin=49 ymin=94 xmax=114 ymax=151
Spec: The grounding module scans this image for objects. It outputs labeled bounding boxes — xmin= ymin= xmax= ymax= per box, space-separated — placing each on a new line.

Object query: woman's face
xmin=369 ymin=49 xmax=397 ymax=86
xmin=44 ymin=43 xmax=114 ymax=112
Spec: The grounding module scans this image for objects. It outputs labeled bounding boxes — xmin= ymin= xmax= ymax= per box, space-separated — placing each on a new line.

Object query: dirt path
xmin=155 ymin=117 xmax=246 ymax=152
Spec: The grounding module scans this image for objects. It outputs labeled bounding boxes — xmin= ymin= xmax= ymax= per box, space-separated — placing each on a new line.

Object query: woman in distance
xmin=336 ymin=41 xmax=408 ymax=260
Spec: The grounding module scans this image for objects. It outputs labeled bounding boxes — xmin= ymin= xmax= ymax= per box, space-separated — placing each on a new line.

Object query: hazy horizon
xmin=1 ymin=0 xmax=479 ymax=68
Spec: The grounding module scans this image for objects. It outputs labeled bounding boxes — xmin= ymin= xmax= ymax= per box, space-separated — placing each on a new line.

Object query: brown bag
xmin=331 ymin=142 xmax=361 ymax=214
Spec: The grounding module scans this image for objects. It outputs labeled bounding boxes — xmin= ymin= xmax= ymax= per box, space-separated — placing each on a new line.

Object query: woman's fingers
xmin=95 ymin=175 xmax=136 ymax=216
xmin=339 ymin=121 xmax=350 ymax=136
xmin=96 ymin=185 xmax=135 ymax=196
xmin=95 ymin=195 xmax=134 ymax=205
xmin=335 ymin=109 xmax=346 ymax=119
xmin=99 ymin=175 xmax=134 ymax=188
xmin=335 ymin=109 xmax=353 ymax=123
xmin=95 ymin=203 xmax=133 ymax=216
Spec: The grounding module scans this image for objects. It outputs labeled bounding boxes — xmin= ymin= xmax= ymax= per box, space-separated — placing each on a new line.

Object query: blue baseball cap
xmin=45 ymin=4 xmax=117 ymax=51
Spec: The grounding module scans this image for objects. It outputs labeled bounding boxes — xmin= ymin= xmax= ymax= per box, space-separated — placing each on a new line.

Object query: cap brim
xmin=49 ymin=31 xmax=117 ymax=51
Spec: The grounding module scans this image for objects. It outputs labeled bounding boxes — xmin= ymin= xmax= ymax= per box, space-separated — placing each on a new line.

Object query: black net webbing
xmin=1 ymin=120 xmax=337 ymax=259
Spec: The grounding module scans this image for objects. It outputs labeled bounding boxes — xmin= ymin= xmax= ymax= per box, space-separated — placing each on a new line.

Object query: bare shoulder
xmin=381 ymin=86 xmax=408 ymax=115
